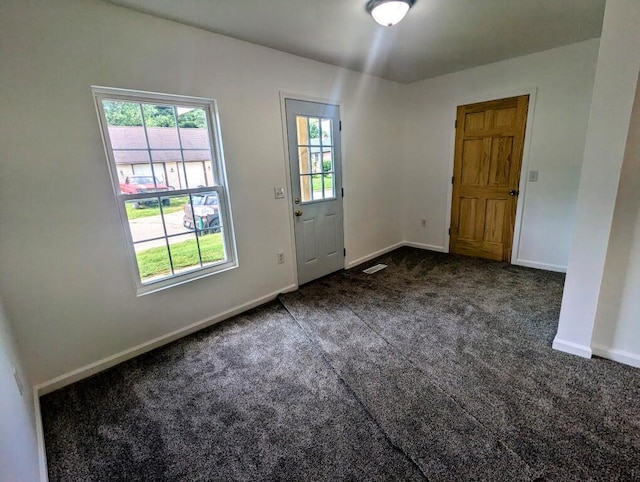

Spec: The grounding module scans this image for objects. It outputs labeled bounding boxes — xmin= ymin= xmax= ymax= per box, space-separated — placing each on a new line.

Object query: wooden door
xmin=450 ymin=95 xmax=529 ymax=261
xmin=285 ymin=99 xmax=344 ymax=285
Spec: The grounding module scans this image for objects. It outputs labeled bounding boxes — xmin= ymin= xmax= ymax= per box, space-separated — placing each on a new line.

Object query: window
xmin=295 ymin=116 xmax=335 ymax=202
xmin=93 ymin=87 xmax=237 ymax=295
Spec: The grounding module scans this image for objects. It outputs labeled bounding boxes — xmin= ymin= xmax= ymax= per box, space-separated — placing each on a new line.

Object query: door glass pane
xmin=308 ymin=117 xmax=320 ymax=141
xmin=300 ymin=175 xmax=312 ymax=202
xmin=323 ymin=173 xmax=335 ymax=198
xmin=322 ymin=148 xmax=333 ymax=173
xmin=321 ymin=118 xmax=332 ymax=145
xmin=296 ymin=116 xmax=309 ymax=145
xmin=311 ymin=151 xmax=323 ymax=173
xmin=298 ymin=147 xmax=311 ymax=174
xmin=311 ymin=174 xmax=323 ymax=200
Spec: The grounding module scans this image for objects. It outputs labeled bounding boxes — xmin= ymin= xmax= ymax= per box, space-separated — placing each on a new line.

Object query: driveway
xmin=129 ymin=211 xmax=195 ymax=251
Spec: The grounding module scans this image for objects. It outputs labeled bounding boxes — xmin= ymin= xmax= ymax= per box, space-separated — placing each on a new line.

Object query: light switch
xmin=274 ymin=187 xmax=285 ymax=199
xmin=528 ymin=170 xmax=539 ymax=182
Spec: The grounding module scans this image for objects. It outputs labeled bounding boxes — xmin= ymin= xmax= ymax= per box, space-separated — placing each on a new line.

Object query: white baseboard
xmin=592 ymin=344 xmax=640 ymax=368
xmin=346 ymin=241 xmax=448 ymax=270
xmin=513 ymin=259 xmax=567 ymax=273
xmin=34 ymin=284 xmax=296 ymax=396
xmin=346 ymin=242 xmax=404 ymax=269
xmin=403 ymin=242 xmax=446 ymax=252
xmin=552 ymin=337 xmax=592 ymax=358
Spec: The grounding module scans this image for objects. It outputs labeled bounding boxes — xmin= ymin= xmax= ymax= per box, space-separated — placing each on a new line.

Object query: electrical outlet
xmin=529 ymin=170 xmax=539 ymax=182
xmin=277 ymin=252 xmax=285 ymax=264
xmin=421 ymin=219 xmax=427 ymax=228
xmin=274 ymin=187 xmax=285 ymax=199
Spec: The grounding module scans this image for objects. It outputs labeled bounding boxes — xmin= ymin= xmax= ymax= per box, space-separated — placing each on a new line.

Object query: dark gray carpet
xmin=41 ymin=247 xmax=640 ymax=481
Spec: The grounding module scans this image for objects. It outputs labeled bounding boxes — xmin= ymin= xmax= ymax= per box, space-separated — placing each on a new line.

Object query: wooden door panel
xmin=450 ymin=95 xmax=528 ymax=261
xmin=484 ymin=198 xmax=507 ymax=243
xmin=488 ymin=137 xmax=513 ymax=186
xmin=458 ymin=197 xmax=478 ymax=240
xmin=493 ymin=107 xmax=517 ymax=128
xmin=464 ymin=111 xmax=486 ymax=131
xmin=461 ymin=139 xmax=486 ymax=186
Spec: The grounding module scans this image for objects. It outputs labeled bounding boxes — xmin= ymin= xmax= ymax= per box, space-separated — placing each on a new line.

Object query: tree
xmin=178 ymin=109 xmax=206 ymax=128
xmin=103 ymin=102 xmax=206 ymax=128
xmin=103 ymin=101 xmax=142 ymax=126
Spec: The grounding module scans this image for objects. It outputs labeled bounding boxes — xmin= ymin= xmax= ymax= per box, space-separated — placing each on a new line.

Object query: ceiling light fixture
xmin=366 ymin=0 xmax=415 ymax=27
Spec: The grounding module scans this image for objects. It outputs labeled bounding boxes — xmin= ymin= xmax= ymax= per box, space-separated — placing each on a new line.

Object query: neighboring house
xmin=108 ymin=126 xmax=213 ymax=188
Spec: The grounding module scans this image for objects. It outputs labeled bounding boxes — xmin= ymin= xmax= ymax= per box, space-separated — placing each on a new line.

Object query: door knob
xmin=294 ymin=210 xmax=303 ymax=217
xmin=509 ymin=190 xmax=519 ymax=196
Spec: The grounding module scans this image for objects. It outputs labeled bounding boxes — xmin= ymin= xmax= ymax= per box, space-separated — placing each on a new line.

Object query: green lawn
xmin=137 ymin=233 xmax=225 ymax=280
xmin=126 ymin=196 xmax=189 ymax=220
xmin=312 ymin=174 xmax=333 ymax=192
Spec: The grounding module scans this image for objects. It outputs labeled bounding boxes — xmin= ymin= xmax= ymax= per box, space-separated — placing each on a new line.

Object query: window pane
xmin=183 ymin=191 xmax=220 ymax=234
xmin=298 ymin=147 xmax=310 ymax=174
xmin=102 ymin=101 xmax=146 ymax=149
xmin=169 ymin=233 xmax=203 ymax=276
xmin=177 ymin=108 xmax=209 ymax=140
xmin=143 ymin=104 xmax=179 ymax=149
xmin=201 ymin=232 xmax=226 ymax=266
xmin=135 ymin=240 xmax=172 ymax=284
xmin=126 ymin=195 xmax=191 ymax=243
xmin=300 ymin=175 xmax=312 ymax=202
xmin=321 ymin=118 xmax=332 ymax=145
xmin=183 ymin=157 xmax=211 ymax=189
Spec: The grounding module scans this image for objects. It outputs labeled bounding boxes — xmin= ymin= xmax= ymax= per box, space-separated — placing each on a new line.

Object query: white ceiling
xmin=105 ymin=0 xmax=606 ymax=84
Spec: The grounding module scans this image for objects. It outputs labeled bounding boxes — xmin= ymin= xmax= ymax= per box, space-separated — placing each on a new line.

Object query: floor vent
xmin=363 ymin=264 xmax=387 ymax=274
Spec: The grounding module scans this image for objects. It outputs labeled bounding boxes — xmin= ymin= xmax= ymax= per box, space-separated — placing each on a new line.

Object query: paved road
xmin=129 ymin=211 xmax=194 ymax=251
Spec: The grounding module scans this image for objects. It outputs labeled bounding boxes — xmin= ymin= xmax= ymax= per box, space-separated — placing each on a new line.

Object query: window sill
xmin=135 ymin=259 xmax=239 ymax=297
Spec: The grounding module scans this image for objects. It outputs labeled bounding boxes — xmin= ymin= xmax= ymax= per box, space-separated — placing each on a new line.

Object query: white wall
xmin=591 ymin=74 xmax=640 ymax=366
xmin=401 ymin=39 xmax=600 ymax=271
xmin=0 ymin=300 xmax=40 ymax=482
xmin=0 ymin=0 xmax=405 ymax=384
xmin=554 ymin=0 xmax=640 ymax=359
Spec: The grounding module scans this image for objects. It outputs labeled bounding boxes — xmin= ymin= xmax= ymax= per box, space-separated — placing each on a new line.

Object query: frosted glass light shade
xmin=368 ymin=0 xmax=413 ymax=27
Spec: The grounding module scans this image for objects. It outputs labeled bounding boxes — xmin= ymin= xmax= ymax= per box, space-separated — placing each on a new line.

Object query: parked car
xmin=183 ymin=193 xmax=220 ymax=233
xmin=120 ymin=175 xmax=171 ymax=209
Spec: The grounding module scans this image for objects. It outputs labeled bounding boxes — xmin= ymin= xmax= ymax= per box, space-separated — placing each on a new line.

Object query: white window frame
xmin=92 ymin=86 xmax=238 ymax=295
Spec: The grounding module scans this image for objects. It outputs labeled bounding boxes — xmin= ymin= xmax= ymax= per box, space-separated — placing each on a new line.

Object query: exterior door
xmin=285 ymin=99 xmax=344 ymax=285
xmin=450 ymin=95 xmax=529 ymax=261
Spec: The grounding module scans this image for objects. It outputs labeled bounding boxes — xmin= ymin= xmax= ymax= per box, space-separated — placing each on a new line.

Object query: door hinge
xmin=341 ymin=187 xmax=344 ymax=198
xmin=455 ymin=119 xmax=458 ymax=129
xmin=451 ymin=176 xmax=454 ymax=184
xmin=343 ymin=248 xmax=346 ymax=256
xmin=448 ymin=228 xmax=451 ymax=235
xmin=339 ymin=121 xmax=342 ymax=131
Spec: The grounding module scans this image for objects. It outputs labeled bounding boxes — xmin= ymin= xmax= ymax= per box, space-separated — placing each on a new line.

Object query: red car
xmin=120 ymin=175 xmax=171 ymax=209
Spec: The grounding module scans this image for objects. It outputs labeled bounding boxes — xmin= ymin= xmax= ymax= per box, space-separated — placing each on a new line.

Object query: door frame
xmin=444 ymin=86 xmax=538 ymax=264
xmin=279 ymin=91 xmax=346 ymax=287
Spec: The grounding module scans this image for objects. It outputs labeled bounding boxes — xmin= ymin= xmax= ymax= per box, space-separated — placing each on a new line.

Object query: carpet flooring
xmin=41 ymin=247 xmax=640 ymax=481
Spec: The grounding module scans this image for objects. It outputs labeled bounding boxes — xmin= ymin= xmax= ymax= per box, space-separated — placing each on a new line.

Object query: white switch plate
xmin=274 ymin=187 xmax=285 ymax=199
xmin=277 ymin=252 xmax=285 ymax=264
xmin=529 ymin=170 xmax=539 ymax=182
